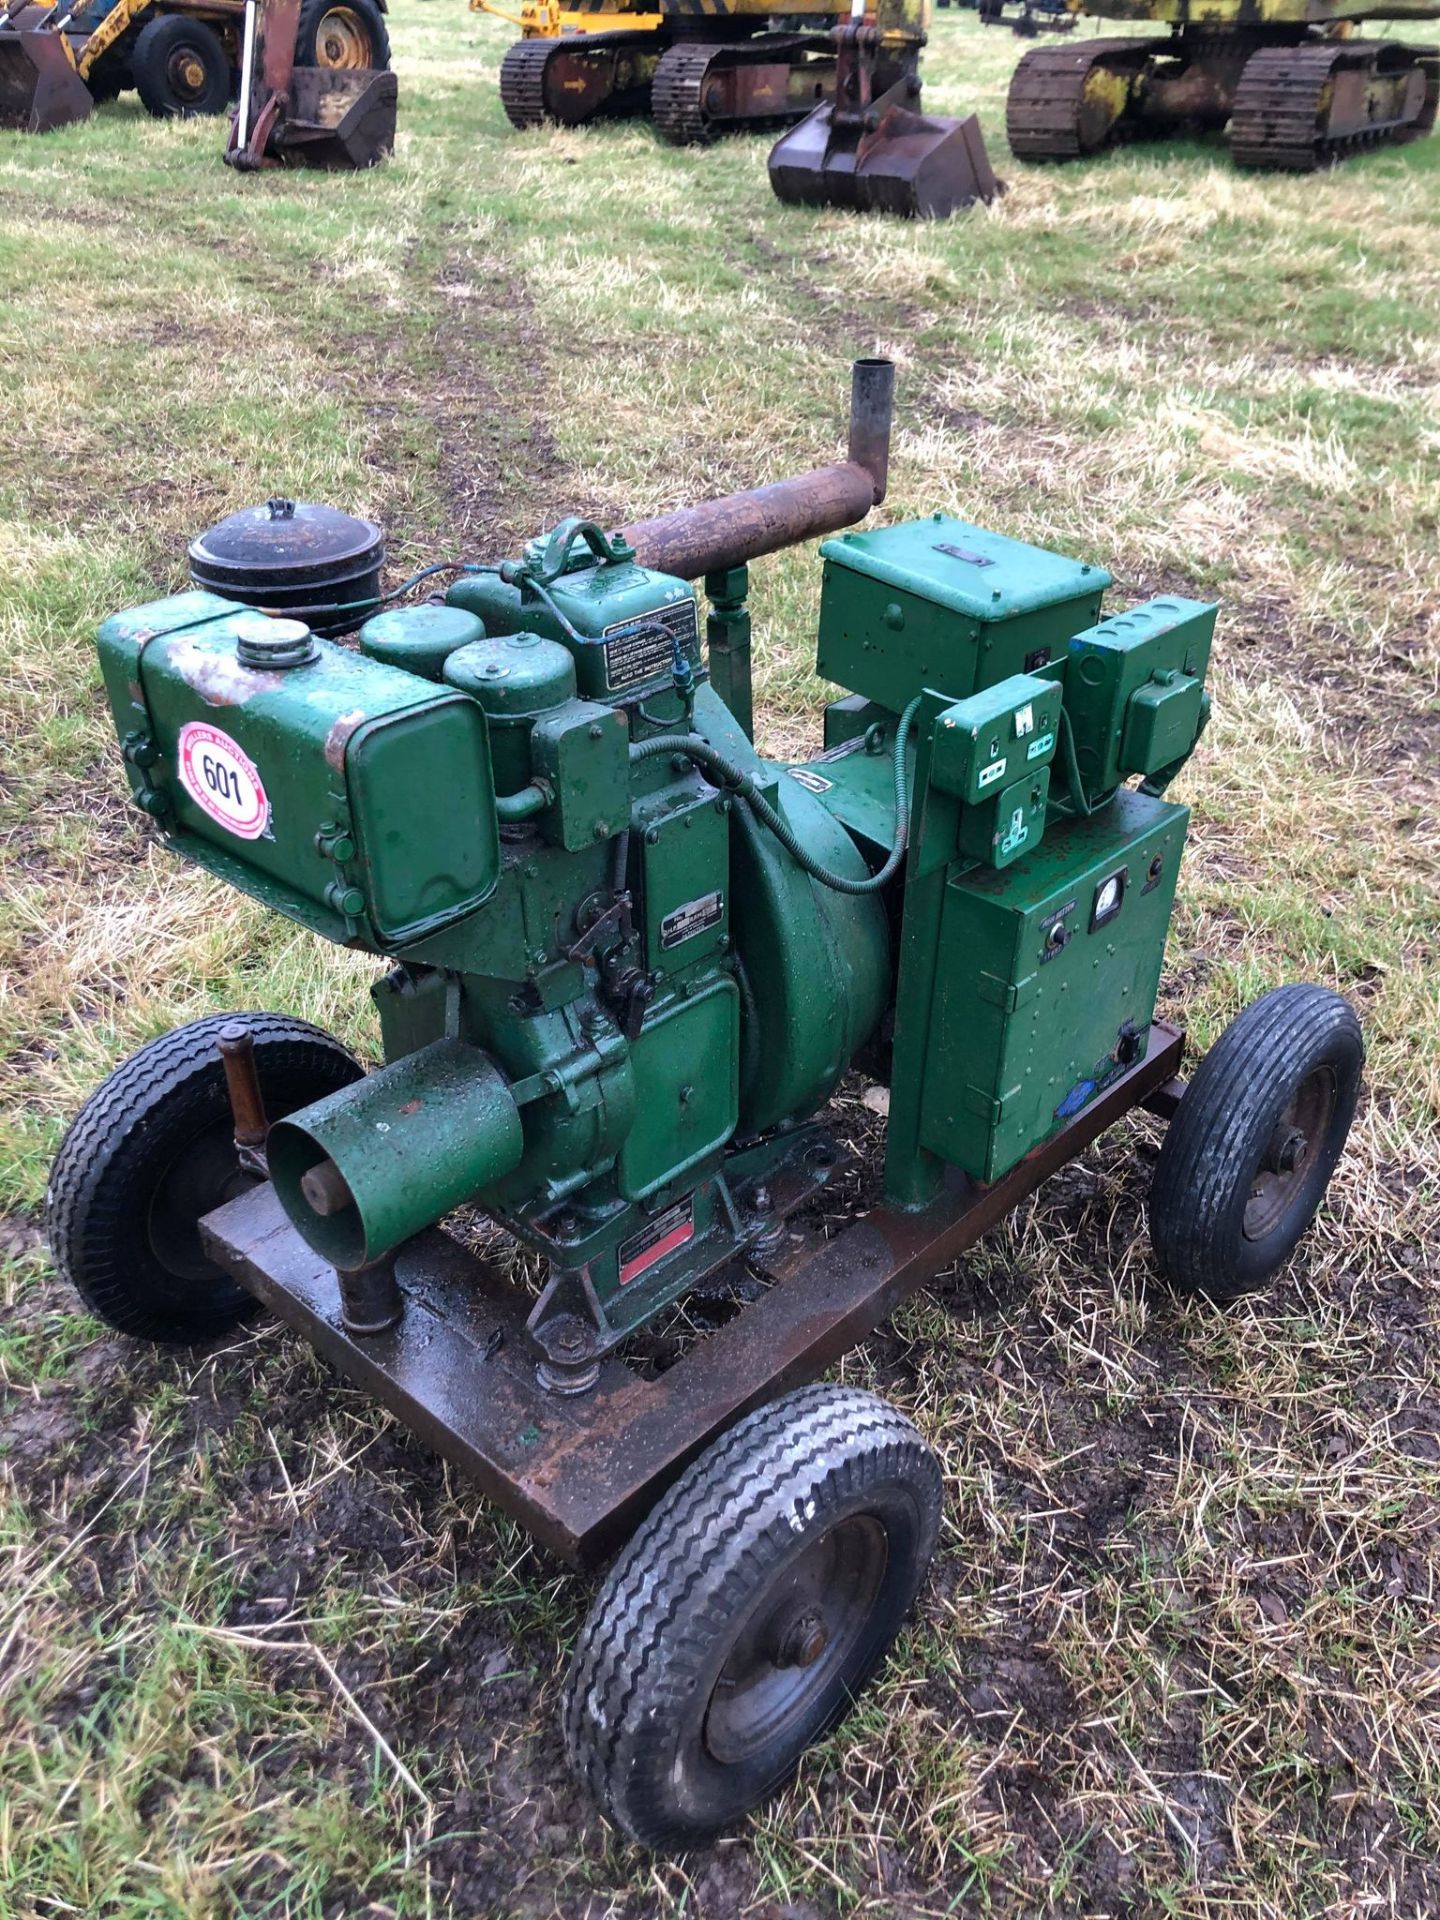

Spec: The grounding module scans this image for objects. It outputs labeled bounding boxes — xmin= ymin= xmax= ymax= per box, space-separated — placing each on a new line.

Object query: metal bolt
xmin=300 ymin=1158 xmax=354 ymax=1218
xmin=776 ymin=1608 xmax=829 ymax=1669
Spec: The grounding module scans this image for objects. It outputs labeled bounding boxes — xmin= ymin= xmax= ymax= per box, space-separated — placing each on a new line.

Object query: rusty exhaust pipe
xmin=617 ymin=358 xmax=894 ymax=582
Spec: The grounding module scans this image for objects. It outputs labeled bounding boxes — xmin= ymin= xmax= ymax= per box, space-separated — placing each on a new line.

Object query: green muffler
xmin=267 ymin=1040 xmax=524 ymax=1270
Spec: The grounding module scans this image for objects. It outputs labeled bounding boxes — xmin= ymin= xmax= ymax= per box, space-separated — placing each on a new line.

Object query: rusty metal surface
xmin=617 ymin=358 xmax=891 ymax=581
xmin=0 ymin=11 xmax=93 ymax=133
xmin=202 ymin=1021 xmax=1184 ymax=1569
xmin=1004 ymin=37 xmax=1145 ymax=158
xmin=651 ymin=35 xmax=833 ymax=142
xmin=1229 ymin=38 xmax=1439 ymax=168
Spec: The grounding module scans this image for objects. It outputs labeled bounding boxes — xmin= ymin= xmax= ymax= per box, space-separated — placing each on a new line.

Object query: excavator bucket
xmin=770 ymin=96 xmax=1002 ymax=218
xmin=266 ymin=65 xmax=396 ymax=166
xmin=227 ymin=0 xmax=395 ymax=170
xmin=0 ymin=10 xmax=93 ymax=133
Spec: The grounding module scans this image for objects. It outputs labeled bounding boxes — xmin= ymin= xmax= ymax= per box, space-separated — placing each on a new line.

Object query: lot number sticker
xmin=177 ymin=722 xmax=270 ymax=840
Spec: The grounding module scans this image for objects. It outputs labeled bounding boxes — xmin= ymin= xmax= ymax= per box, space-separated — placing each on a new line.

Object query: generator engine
xmin=96 ymin=360 xmax=1213 ymax=1383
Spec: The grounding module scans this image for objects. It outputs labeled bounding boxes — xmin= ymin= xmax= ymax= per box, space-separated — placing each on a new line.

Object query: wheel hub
xmin=315 ymin=8 xmax=372 ymax=70
xmin=774 ymin=1606 xmax=829 ymax=1669
xmin=702 ymin=1513 xmax=888 ymax=1765
xmin=1243 ymin=1065 xmax=1335 ymax=1242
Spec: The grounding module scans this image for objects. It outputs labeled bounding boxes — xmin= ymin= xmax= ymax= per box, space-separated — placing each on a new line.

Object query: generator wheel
xmin=564 ymin=1383 xmax=941 ymax=1849
xmin=46 ymin=1013 xmax=362 ymax=1344
xmin=296 ymin=0 xmax=390 ymax=72
xmin=133 ymin=15 xmax=231 ymax=117
xmin=1149 ymin=984 xmax=1363 ymax=1302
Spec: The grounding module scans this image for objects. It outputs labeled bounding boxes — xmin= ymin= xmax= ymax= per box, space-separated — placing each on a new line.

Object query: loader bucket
xmin=269 ymin=66 xmax=396 ymax=167
xmin=0 ymin=26 xmax=93 ymax=133
xmin=769 ymin=101 xmax=1002 ymax=219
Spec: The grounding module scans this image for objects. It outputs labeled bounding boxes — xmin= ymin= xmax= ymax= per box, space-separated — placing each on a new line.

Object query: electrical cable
xmin=630 ymin=696 xmax=921 ymax=898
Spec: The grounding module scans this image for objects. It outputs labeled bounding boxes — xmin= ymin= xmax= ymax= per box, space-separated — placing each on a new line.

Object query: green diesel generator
xmin=49 ymin=360 xmax=1362 ymax=1850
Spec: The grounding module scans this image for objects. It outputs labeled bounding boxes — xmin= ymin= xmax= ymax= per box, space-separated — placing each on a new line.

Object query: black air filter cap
xmin=189 ymin=497 xmax=386 ymax=638
xmin=189 ymin=496 xmax=384 ymax=589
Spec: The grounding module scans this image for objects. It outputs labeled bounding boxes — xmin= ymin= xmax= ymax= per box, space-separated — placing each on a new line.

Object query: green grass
xmin=2 ymin=6 xmax=1439 ymax=1916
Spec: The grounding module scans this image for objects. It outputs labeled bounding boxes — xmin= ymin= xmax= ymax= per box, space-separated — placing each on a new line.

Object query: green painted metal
xmin=703 ymin=564 xmax=753 ymax=740
xmin=817 ymin=515 xmax=1111 ymax=712
xmin=530 ymin=700 xmax=633 ymax=851
xmin=359 ymin=604 xmax=485 ymax=681
xmin=930 ymin=673 xmax=1062 ymax=808
xmin=444 ymin=632 xmax=578 ymax=794
xmin=1064 ymin=598 xmax=1215 ymax=799
xmin=919 ymin=789 xmax=1188 ymax=1181
xmin=616 ymin=978 xmax=738 ymax=1200
xmin=267 ymin=1038 xmax=524 ymax=1267
xmin=95 ymin=502 xmax=1217 ymax=1349
xmin=632 ymin=776 xmax=732 ymax=976
xmin=98 ymin=595 xmax=500 ymax=949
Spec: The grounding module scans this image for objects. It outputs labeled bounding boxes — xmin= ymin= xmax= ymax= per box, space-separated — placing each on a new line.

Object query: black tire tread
xmin=1150 ymin=984 xmax=1362 ymax=1301
xmin=296 ymin=0 xmax=392 ymax=72
xmin=47 ymin=1013 xmax=360 ymax=1342
xmin=563 ymin=1384 xmax=940 ymax=1847
xmin=132 ymin=14 xmax=230 ymax=118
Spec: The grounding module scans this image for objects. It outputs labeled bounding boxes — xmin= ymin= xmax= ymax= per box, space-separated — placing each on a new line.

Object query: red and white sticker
xmin=176 ymin=722 xmax=270 ymax=840
xmin=618 ymin=1196 xmax=695 ymax=1288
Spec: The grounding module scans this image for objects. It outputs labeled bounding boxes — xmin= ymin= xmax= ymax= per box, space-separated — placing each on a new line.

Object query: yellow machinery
xmin=1006 ymin=0 xmax=1438 ymax=167
xmin=476 ymin=0 xmax=1003 ymax=214
xmin=0 ymin=0 xmax=386 ymax=133
xmin=479 ymin=0 xmax=934 ymax=144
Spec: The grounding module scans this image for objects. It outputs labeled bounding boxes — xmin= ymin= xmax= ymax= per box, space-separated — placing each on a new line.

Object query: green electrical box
xmin=816 ymin=515 xmax=1110 ymax=713
xmin=919 ymin=788 xmax=1189 ymax=1183
xmin=1065 ymin=597 xmax=1216 ymax=797
xmin=930 ymin=672 xmax=1062 ymax=805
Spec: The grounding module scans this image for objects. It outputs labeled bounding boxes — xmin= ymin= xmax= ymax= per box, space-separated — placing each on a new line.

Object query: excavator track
xmin=1005 ymin=36 xmax=1148 ymax=158
xmin=652 ymin=34 xmax=829 ymax=146
xmin=499 ymin=29 xmax=659 ymax=131
xmin=1228 ymin=38 xmax=1440 ymax=170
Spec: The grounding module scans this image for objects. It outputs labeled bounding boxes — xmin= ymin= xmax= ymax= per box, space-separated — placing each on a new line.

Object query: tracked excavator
xmin=1006 ymin=1 xmax=1439 ymax=169
xmin=479 ymin=0 xmax=1001 ymax=213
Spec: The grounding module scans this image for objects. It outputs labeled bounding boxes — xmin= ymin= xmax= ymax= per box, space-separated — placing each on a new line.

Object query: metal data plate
xmin=603 ymin=599 xmax=699 ymax=692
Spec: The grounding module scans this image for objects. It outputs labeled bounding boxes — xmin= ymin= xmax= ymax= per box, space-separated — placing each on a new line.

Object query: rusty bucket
xmin=229 ymin=65 xmax=396 ymax=169
xmin=0 ymin=9 xmax=93 ymax=133
xmin=267 ymin=66 xmax=396 ymax=167
xmin=769 ymin=92 xmax=1002 ymax=218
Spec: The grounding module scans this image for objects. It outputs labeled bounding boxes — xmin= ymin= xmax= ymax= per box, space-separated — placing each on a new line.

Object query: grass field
xmin=2 ymin=6 xmax=1439 ymax=1914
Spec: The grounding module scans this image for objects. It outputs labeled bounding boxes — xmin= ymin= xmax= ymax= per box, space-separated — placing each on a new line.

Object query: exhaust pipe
xmin=617 ymin=357 xmax=894 ymax=581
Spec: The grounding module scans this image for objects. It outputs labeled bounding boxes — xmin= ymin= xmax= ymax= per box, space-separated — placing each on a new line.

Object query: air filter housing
xmin=188 ymin=497 xmax=385 ymax=638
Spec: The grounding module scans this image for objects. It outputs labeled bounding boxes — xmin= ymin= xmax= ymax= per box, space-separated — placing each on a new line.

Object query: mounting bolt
xmin=776 ymin=1607 xmax=829 ymax=1669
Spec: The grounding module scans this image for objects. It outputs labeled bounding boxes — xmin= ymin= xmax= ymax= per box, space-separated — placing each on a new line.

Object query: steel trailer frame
xmin=200 ymin=1021 xmax=1185 ymax=1569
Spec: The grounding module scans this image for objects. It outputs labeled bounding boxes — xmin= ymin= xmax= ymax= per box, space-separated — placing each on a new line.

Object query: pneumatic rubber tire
xmin=1149 ymin=984 xmax=1363 ymax=1302
xmin=46 ymin=1013 xmax=362 ymax=1344
xmin=295 ymin=0 xmax=391 ymax=71
xmin=132 ymin=15 xmax=232 ymax=117
xmin=563 ymin=1383 xmax=942 ymax=1850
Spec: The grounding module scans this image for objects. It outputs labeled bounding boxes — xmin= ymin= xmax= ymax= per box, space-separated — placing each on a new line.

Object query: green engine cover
xmin=97 ymin=593 xmax=500 ymax=948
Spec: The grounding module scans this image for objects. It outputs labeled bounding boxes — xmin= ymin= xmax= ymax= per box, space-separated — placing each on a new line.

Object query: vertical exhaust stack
xmin=617 ymin=357 xmax=895 ymax=582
